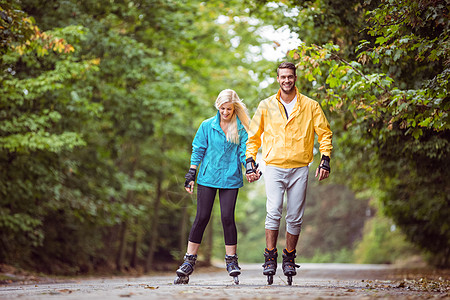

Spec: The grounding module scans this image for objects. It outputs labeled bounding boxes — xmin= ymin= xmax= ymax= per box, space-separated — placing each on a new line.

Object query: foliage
xmin=284 ymin=0 xmax=450 ymax=266
xmin=225 ymin=179 xmax=267 ymax=263
xmin=0 ymin=1 xmax=75 ymax=55
xmin=354 ymin=209 xmax=419 ymax=264
xmin=299 ymin=171 xmax=369 ymax=262
xmin=2 ymin=0 xmax=448 ymax=274
xmin=0 ymin=11 xmax=100 ymax=270
xmin=304 ymin=248 xmax=354 ymax=264
xmin=0 ymin=0 xmax=279 ymax=274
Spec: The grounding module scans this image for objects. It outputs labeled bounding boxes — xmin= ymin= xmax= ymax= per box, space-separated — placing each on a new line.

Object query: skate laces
xmin=180 ymin=254 xmax=197 ymax=272
xmin=282 ymin=249 xmax=300 ymax=269
xmin=264 ymin=248 xmax=278 ymax=259
xmin=184 ymin=253 xmax=197 ymax=262
xmin=263 ymin=248 xmax=278 ymax=269
xmin=225 ymin=254 xmax=241 ymax=270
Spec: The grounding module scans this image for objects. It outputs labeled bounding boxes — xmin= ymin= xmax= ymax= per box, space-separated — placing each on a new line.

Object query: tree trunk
xmin=145 ymin=171 xmax=162 ymax=272
xmin=179 ymin=204 xmax=189 ymax=255
xmin=130 ymin=240 xmax=137 ymax=269
xmin=115 ymin=221 xmax=127 ymax=272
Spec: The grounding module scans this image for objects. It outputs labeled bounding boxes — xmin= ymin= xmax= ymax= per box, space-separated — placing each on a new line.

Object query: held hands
xmin=245 ymin=157 xmax=261 ymax=183
xmin=184 ymin=167 xmax=196 ymax=194
xmin=315 ymin=155 xmax=330 ymax=181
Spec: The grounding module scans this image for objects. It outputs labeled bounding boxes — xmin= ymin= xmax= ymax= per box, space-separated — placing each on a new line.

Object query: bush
xmin=354 ymin=211 xmax=420 ymax=264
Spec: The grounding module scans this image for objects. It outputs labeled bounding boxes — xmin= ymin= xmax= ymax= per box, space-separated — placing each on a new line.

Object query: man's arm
xmin=313 ymin=102 xmax=333 ymax=181
xmin=245 ymin=102 xmax=264 ymax=182
xmin=313 ymin=102 xmax=333 ymax=157
xmin=246 ymin=102 xmax=264 ymax=160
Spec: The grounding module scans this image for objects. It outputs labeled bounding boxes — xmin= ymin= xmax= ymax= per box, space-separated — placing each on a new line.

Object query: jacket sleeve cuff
xmin=321 ymin=152 xmax=331 ymax=158
xmin=190 ymin=159 xmax=201 ymax=166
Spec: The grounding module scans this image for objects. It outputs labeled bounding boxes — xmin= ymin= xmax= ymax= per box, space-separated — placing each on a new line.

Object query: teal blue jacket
xmin=190 ymin=112 xmax=248 ymax=189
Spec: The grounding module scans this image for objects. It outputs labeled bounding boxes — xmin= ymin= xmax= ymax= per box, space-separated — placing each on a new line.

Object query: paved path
xmin=1 ymin=263 xmax=449 ymax=299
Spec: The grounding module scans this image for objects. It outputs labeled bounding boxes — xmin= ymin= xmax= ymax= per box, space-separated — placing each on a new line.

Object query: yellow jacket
xmin=246 ymin=88 xmax=332 ymax=168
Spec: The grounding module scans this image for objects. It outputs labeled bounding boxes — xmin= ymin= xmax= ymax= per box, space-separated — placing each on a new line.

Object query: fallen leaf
xmin=145 ymin=285 xmax=159 ymax=289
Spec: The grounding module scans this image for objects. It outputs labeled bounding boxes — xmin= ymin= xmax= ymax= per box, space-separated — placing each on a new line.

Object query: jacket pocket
xmin=202 ymin=161 xmax=209 ymax=176
xmin=263 ymin=136 xmax=274 ymax=160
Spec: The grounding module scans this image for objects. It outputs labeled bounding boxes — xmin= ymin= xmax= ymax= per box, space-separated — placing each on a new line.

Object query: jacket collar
xmin=274 ymin=87 xmax=301 ymax=120
xmin=212 ymin=111 xmax=222 ymax=133
xmin=275 ymin=87 xmax=300 ymax=104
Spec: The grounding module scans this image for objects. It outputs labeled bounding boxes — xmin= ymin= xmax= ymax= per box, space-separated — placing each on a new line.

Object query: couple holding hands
xmin=175 ymin=62 xmax=333 ymax=285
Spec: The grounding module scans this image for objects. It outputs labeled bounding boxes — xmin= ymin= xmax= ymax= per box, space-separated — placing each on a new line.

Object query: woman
xmin=174 ymin=89 xmax=250 ymax=285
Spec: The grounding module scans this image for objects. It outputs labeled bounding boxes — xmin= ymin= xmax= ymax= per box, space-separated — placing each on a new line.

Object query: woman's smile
xmin=219 ymin=102 xmax=235 ymax=122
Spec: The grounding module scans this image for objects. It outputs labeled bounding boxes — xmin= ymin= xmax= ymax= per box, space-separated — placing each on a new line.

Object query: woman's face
xmin=219 ymin=101 xmax=234 ymax=122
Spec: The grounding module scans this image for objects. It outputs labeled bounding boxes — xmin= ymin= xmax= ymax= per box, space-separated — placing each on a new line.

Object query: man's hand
xmin=184 ymin=167 xmax=196 ymax=194
xmin=315 ymin=155 xmax=330 ymax=181
xmin=245 ymin=157 xmax=261 ymax=183
xmin=246 ymin=170 xmax=261 ymax=183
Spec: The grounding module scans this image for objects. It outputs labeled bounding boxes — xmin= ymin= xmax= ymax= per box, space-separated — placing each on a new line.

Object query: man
xmin=245 ymin=62 xmax=333 ymax=285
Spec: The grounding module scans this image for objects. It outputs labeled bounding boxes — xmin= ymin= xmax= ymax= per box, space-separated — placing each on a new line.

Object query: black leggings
xmin=188 ymin=184 xmax=239 ymax=245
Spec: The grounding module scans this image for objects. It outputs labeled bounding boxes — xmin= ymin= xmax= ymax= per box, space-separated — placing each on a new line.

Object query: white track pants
xmin=264 ymin=165 xmax=309 ymax=235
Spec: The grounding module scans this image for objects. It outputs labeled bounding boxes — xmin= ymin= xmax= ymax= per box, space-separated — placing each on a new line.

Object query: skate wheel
xmin=287 ymin=276 xmax=292 ymax=285
xmin=233 ymin=276 xmax=239 ymax=285
xmin=267 ymin=274 xmax=273 ymax=285
xmin=174 ymin=275 xmax=189 ymax=284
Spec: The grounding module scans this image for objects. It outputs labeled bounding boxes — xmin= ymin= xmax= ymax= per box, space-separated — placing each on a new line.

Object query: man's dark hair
xmin=277 ymin=62 xmax=296 ymax=76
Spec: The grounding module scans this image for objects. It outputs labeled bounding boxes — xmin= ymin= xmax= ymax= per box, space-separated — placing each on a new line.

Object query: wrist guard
xmin=184 ymin=168 xmax=196 ymax=188
xmin=318 ymin=155 xmax=331 ymax=173
xmin=246 ymin=157 xmax=259 ymax=174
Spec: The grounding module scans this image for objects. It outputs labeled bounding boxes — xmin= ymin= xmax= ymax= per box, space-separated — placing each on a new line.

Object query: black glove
xmin=184 ymin=168 xmax=196 ymax=188
xmin=246 ymin=157 xmax=262 ymax=175
xmin=318 ymin=155 xmax=331 ymax=173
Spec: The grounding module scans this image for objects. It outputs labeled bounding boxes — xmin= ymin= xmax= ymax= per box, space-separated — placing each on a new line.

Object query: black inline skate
xmin=225 ymin=254 xmax=241 ymax=284
xmin=282 ymin=248 xmax=300 ymax=285
xmin=174 ymin=253 xmax=197 ymax=284
xmin=262 ymin=248 xmax=278 ymax=285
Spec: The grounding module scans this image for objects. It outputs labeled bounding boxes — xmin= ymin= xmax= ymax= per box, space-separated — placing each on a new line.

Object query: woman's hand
xmin=246 ymin=169 xmax=261 ymax=182
xmin=184 ymin=166 xmax=197 ymax=193
xmin=185 ymin=181 xmax=194 ymax=194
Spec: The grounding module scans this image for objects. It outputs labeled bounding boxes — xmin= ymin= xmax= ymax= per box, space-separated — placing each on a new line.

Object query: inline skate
xmin=262 ymin=248 xmax=278 ymax=285
xmin=225 ymin=254 xmax=241 ymax=284
xmin=174 ymin=253 xmax=197 ymax=284
xmin=282 ymin=248 xmax=300 ymax=285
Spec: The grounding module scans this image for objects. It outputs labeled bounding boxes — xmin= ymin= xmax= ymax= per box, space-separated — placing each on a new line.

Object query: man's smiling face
xmin=277 ymin=68 xmax=297 ymax=94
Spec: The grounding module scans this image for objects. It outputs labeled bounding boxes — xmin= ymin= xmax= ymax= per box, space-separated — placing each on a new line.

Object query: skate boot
xmin=174 ymin=253 xmax=197 ymax=284
xmin=282 ymin=248 xmax=300 ymax=285
xmin=225 ymin=254 xmax=241 ymax=284
xmin=262 ymin=248 xmax=277 ymax=285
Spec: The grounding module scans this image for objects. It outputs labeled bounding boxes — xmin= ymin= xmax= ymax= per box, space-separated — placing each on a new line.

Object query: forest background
xmin=1 ymin=0 xmax=448 ymax=275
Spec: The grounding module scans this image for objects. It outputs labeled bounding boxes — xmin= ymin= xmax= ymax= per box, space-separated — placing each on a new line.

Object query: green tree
xmin=300 ymin=177 xmax=369 ymax=262
xmin=354 ymin=210 xmax=419 ymax=264
xmin=0 ymin=10 xmax=101 ymax=271
xmin=281 ymin=0 xmax=449 ymax=266
xmin=1 ymin=0 xmax=280 ymax=274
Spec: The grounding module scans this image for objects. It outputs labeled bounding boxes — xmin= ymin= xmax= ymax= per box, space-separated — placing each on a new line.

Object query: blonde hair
xmin=215 ymin=89 xmax=250 ymax=144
